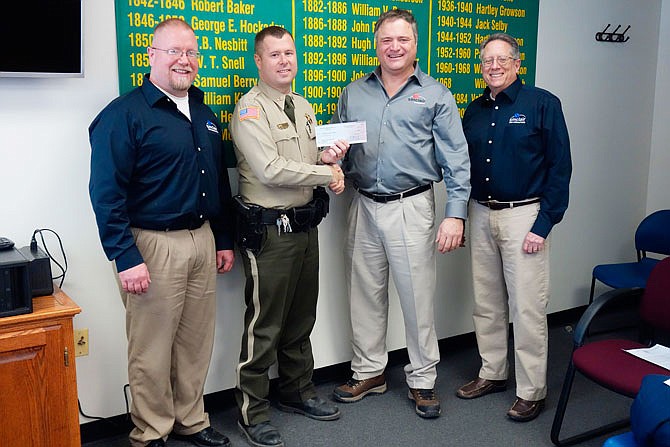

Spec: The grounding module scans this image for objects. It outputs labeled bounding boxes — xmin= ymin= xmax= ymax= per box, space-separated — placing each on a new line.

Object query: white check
xmin=316 ymin=121 xmax=367 ymax=147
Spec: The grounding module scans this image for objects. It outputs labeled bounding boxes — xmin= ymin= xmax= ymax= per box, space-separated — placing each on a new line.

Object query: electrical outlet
xmin=74 ymin=328 xmax=89 ymax=357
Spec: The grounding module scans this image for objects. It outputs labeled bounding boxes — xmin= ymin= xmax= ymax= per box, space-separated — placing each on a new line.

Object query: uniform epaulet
xmin=243 ymin=87 xmax=262 ymax=104
xmin=237 ymin=88 xmax=262 ymax=121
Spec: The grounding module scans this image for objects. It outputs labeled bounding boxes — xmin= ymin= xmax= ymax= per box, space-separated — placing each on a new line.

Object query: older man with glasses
xmin=455 ymin=33 xmax=572 ymax=422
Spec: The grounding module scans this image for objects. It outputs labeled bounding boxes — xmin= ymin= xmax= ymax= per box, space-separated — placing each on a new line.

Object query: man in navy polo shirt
xmin=89 ymin=18 xmax=233 ymax=447
xmin=456 ymin=33 xmax=572 ymax=422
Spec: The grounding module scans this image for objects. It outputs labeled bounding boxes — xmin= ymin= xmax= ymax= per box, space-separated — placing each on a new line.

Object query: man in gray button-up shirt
xmin=331 ymin=9 xmax=470 ymax=419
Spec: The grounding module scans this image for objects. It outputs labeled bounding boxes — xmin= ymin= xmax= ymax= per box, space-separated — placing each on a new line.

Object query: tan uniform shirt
xmin=230 ymin=80 xmax=333 ymax=209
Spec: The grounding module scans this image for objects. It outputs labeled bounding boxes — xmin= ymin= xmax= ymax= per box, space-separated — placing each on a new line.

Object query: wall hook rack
xmin=595 ymin=24 xmax=630 ymax=43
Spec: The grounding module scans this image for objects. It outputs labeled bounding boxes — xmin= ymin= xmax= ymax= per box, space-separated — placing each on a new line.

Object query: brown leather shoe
xmin=333 ymin=374 xmax=387 ymax=403
xmin=456 ymin=377 xmax=507 ymax=399
xmin=506 ymin=397 xmax=545 ymax=422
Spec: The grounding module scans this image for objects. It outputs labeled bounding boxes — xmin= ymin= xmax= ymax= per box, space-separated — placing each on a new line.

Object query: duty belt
xmin=233 ymin=191 xmax=329 ymax=238
xmin=258 ymin=206 xmax=314 ymax=232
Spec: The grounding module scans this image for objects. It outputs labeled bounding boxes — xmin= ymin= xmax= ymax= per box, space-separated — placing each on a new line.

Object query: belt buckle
xmin=497 ymin=202 xmax=513 ymax=210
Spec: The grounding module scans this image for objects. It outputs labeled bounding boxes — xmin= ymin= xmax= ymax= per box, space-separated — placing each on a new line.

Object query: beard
xmin=169 ymin=72 xmax=195 ymax=92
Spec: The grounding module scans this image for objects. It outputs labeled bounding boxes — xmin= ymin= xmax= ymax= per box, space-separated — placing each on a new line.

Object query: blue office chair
xmin=602 ymin=374 xmax=670 ymax=447
xmin=589 ymin=209 xmax=670 ymax=303
xmin=603 ymin=432 xmax=637 ymax=447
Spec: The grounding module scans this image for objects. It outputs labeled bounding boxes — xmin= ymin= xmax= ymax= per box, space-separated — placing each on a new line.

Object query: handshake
xmin=322 ymin=140 xmax=349 ymax=195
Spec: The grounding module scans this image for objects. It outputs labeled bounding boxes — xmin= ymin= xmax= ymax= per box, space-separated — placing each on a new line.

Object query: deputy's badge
xmin=277 ymin=122 xmax=289 ymax=129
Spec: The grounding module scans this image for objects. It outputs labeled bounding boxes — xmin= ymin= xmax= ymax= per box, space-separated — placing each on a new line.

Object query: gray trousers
xmin=345 ymin=190 xmax=440 ymax=389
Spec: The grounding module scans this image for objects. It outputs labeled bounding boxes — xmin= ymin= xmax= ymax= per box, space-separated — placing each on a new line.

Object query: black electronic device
xmin=0 ymin=237 xmax=15 ymax=250
xmin=0 ymin=1 xmax=83 ymax=77
xmin=18 ymin=246 xmax=54 ymax=297
xmin=0 ymin=248 xmax=33 ymax=318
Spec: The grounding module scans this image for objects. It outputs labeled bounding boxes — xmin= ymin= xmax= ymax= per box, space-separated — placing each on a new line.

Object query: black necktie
xmin=284 ymin=94 xmax=296 ymax=125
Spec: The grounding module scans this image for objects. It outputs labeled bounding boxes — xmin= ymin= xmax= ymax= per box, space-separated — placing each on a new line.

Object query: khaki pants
xmin=469 ymin=202 xmax=550 ymax=401
xmin=236 ymin=228 xmax=319 ymax=426
xmin=345 ymin=190 xmax=440 ymax=389
xmin=116 ymin=223 xmax=216 ymax=446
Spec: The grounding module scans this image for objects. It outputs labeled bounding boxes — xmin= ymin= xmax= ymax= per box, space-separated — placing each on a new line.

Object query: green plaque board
xmin=115 ymin=0 xmax=538 ymax=161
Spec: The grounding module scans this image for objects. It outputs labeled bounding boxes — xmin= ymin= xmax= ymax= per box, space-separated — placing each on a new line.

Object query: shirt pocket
xmin=270 ymin=125 xmax=301 ymax=159
xmin=397 ymin=101 xmax=434 ymax=137
xmin=503 ymin=123 xmax=542 ymax=154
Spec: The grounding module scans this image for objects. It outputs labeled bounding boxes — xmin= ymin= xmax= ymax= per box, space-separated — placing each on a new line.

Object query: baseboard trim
xmin=79 ymin=414 xmax=133 ymax=443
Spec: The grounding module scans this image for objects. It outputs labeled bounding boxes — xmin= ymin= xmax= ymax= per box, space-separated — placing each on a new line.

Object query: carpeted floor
xmin=83 ymin=322 xmax=636 ymax=447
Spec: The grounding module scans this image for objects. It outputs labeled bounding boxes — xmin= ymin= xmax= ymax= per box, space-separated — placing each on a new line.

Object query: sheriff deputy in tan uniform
xmin=229 ymin=25 xmax=348 ymax=447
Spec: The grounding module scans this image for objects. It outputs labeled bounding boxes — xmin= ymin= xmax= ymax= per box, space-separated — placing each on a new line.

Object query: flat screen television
xmin=0 ymin=1 xmax=83 ymax=77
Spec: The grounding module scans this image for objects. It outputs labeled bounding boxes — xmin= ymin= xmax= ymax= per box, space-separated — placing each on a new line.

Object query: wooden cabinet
xmin=0 ymin=289 xmax=81 ymax=447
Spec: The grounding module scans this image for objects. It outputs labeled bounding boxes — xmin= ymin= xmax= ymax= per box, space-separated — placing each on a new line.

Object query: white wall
xmin=0 ymin=0 xmax=664 ymax=421
xmin=537 ymin=0 xmax=662 ymax=307
xmin=648 ymin=0 xmax=670 ymax=213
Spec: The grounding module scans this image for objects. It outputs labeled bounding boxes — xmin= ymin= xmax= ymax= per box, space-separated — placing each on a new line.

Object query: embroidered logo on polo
xmin=205 ymin=120 xmax=219 ymax=133
xmin=408 ymin=93 xmax=426 ymax=104
xmin=509 ymin=113 xmax=526 ymax=124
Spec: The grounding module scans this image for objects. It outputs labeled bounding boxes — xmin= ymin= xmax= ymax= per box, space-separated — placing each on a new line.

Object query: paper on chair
xmin=623 ymin=344 xmax=670 ymax=370
xmin=316 ymin=121 xmax=367 ymax=147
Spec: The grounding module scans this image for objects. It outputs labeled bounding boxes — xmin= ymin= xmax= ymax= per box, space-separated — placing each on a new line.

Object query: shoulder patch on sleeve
xmin=239 ymin=106 xmax=260 ymax=121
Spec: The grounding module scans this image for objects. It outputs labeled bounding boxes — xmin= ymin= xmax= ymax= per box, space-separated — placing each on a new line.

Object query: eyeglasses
xmin=481 ymin=56 xmax=518 ymax=68
xmin=150 ymin=47 xmax=200 ymax=59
